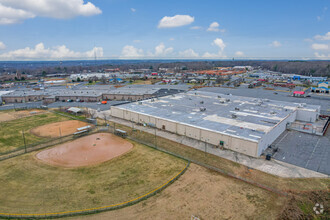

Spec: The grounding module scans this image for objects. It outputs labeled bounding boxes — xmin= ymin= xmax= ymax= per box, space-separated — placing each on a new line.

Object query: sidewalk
xmin=97 ymin=110 xmax=328 ymax=178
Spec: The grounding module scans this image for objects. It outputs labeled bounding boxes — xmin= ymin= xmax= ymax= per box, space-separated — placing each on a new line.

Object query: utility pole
xmin=22 ymin=129 xmax=27 ymax=153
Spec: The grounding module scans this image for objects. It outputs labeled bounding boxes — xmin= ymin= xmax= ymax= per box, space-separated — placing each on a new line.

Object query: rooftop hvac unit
xmin=231 ymin=113 xmax=237 ymax=118
xmin=270 ymin=111 xmax=276 ymax=114
xmin=218 ymin=95 xmax=221 ymax=98
xmin=138 ymin=101 xmax=142 ymax=105
xmin=200 ymin=107 xmax=206 ymax=112
xmin=200 ymin=101 xmax=204 ymax=104
xmin=235 ymin=107 xmax=240 ymax=111
xmin=151 ymin=99 xmax=155 ymax=102
xmin=226 ymin=98 xmax=230 ymax=102
xmin=219 ymin=100 xmax=225 ymax=103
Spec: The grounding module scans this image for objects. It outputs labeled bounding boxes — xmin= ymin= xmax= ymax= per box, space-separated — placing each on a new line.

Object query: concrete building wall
xmin=230 ymin=137 xmax=258 ymax=157
xmin=296 ymin=108 xmax=319 ymax=122
xmin=258 ymin=110 xmax=297 ymax=156
xmin=156 ymin=118 xmax=177 ymax=133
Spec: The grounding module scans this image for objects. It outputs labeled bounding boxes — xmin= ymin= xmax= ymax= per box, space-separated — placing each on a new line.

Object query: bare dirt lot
xmin=74 ymin=164 xmax=287 ymax=220
xmin=0 ymin=109 xmax=46 ymax=122
xmin=30 ymin=120 xmax=90 ymax=138
xmin=36 ymin=133 xmax=133 ymax=168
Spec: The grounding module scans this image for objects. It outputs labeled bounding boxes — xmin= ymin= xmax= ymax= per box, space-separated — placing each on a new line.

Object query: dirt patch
xmin=30 ymin=120 xmax=90 ymax=138
xmin=74 ymin=164 xmax=286 ymax=220
xmin=0 ymin=110 xmax=46 ymax=122
xmin=278 ymin=190 xmax=329 ymax=219
xmin=36 ymin=133 xmax=133 ymax=168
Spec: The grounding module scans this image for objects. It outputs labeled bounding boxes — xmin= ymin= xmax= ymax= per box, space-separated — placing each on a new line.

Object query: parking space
xmin=272 ymin=130 xmax=330 ymax=175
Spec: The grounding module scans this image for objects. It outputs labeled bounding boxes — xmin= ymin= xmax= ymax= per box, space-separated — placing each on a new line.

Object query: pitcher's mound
xmin=36 ymin=133 xmax=133 ymax=168
xmin=31 ymin=120 xmax=90 ymax=138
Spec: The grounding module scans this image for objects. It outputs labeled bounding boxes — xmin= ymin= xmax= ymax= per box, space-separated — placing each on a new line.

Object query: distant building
xmin=311 ymin=82 xmax=329 ymax=94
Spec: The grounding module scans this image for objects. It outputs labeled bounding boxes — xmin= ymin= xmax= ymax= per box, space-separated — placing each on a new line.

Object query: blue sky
xmin=0 ymin=0 xmax=329 ymax=60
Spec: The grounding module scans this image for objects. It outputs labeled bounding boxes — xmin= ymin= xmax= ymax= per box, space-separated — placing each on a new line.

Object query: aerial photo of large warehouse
xmin=110 ymin=91 xmax=320 ymax=157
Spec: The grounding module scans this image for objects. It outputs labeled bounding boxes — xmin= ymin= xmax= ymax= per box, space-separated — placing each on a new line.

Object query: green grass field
xmin=0 ymin=140 xmax=187 ymax=214
xmin=0 ymin=112 xmax=70 ymax=153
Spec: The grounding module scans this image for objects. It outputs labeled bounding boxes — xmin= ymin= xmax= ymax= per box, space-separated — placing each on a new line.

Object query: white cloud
xmin=0 ymin=41 xmax=5 ymax=50
xmin=213 ymin=38 xmax=226 ymax=51
xmin=314 ymin=52 xmax=330 ymax=59
xmin=131 ymin=8 xmax=136 ymax=12
xmin=133 ymin=40 xmax=141 ymax=43
xmin=121 ymin=43 xmax=173 ymax=58
xmin=190 ymin=26 xmax=202 ymax=30
xmin=311 ymin=43 xmax=329 ymax=50
xmin=178 ymin=49 xmax=199 ymax=58
xmin=314 ymin=32 xmax=330 ymax=41
xmin=0 ymin=0 xmax=101 ymax=24
xmin=270 ymin=41 xmax=281 ymax=47
xmin=0 ymin=43 xmax=103 ymax=60
xmin=152 ymin=43 xmax=173 ymax=56
xmin=120 ymin=45 xmax=144 ymax=58
xmin=169 ymin=38 xmax=175 ymax=41
xmin=158 ymin=15 xmax=194 ymax=28
xmin=0 ymin=3 xmax=35 ymax=24
xmin=207 ymin=22 xmax=225 ymax=32
xmin=235 ymin=51 xmax=244 ymax=57
xmin=202 ymin=38 xmax=226 ymax=58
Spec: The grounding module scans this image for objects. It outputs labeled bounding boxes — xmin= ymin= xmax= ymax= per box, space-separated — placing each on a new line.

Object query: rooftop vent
xmin=218 ymin=95 xmax=221 ymax=98
xmin=138 ymin=101 xmax=142 ymax=105
xmin=200 ymin=101 xmax=204 ymax=104
xmin=219 ymin=100 xmax=225 ymax=104
xmin=231 ymin=113 xmax=237 ymax=118
xmin=200 ymin=107 xmax=206 ymax=112
xmin=235 ymin=107 xmax=240 ymax=111
xmin=226 ymin=98 xmax=230 ymax=102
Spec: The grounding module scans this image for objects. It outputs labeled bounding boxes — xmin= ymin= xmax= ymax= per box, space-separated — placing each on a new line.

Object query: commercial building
xmin=110 ymin=91 xmax=320 ymax=158
xmin=1 ymin=87 xmax=183 ymax=104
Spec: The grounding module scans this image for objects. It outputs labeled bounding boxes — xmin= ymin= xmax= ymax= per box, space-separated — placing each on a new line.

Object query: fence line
xmin=0 ymin=162 xmax=190 ymax=219
xmin=108 ymin=122 xmax=289 ymax=197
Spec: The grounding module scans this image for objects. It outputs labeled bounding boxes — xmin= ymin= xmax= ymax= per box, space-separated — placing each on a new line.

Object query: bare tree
xmin=101 ymin=112 xmax=109 ymax=125
xmin=87 ymin=108 xmax=97 ymax=119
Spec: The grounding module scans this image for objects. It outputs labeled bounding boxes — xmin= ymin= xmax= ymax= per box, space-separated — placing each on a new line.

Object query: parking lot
xmin=271 ymin=130 xmax=330 ymax=175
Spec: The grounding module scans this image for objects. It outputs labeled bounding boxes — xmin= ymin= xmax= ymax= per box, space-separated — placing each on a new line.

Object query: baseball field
xmin=0 ymin=110 xmax=89 ymax=153
xmin=0 ymin=109 xmax=328 ymax=219
xmin=0 ymin=137 xmax=187 ymax=215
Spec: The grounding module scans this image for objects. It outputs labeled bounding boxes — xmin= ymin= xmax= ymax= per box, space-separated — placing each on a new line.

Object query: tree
xmin=77 ymin=77 xmax=81 ymax=82
xmin=100 ymin=75 xmax=107 ymax=84
xmin=215 ymin=76 xmax=225 ymax=85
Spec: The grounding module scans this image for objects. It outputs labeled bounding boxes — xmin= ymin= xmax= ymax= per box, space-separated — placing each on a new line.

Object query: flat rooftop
xmin=116 ymin=91 xmax=320 ymax=142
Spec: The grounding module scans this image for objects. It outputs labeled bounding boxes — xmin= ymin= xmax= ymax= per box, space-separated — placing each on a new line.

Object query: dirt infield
xmin=36 ymin=133 xmax=133 ymax=168
xmin=30 ymin=120 xmax=90 ymax=138
xmin=0 ymin=110 xmax=46 ymax=122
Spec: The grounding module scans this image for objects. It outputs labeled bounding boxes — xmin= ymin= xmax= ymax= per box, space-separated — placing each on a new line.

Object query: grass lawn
xmin=0 ymin=112 xmax=70 ymax=153
xmin=0 ymin=140 xmax=187 ymax=214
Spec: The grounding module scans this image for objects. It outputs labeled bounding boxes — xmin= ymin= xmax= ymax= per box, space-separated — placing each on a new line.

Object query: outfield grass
xmin=0 ymin=140 xmax=187 ymax=214
xmin=0 ymin=112 xmax=70 ymax=153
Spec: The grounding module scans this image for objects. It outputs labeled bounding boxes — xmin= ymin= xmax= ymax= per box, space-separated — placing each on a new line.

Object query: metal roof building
xmin=110 ymin=91 xmax=320 ymax=157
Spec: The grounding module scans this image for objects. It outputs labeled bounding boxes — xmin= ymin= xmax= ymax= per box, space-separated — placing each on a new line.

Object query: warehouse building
xmin=110 ymin=91 xmax=320 ymax=157
xmin=1 ymin=87 xmax=183 ymax=104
